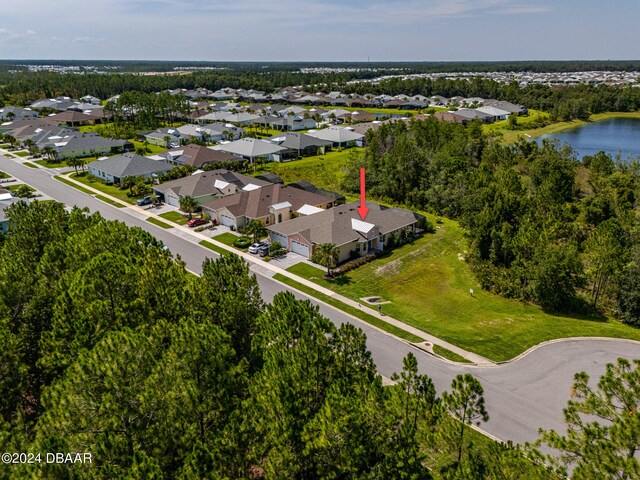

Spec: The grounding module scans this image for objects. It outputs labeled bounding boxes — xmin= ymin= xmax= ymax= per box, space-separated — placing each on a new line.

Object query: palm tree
xmin=66 ymin=157 xmax=85 ymax=174
xmin=315 ymin=243 xmax=339 ymax=277
xmin=244 ymin=218 xmax=267 ymax=243
xmin=120 ymin=176 xmax=136 ymax=194
xmin=4 ymin=135 xmax=17 ymax=149
xmin=179 ymin=195 xmax=199 ymax=220
xmin=22 ymin=139 xmax=36 ymax=155
xmin=42 ymin=146 xmax=58 ymax=162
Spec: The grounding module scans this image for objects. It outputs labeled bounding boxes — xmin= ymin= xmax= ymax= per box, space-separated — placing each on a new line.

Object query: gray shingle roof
xmin=268 ymin=202 xmax=423 ymax=247
xmin=87 ymin=152 xmax=173 ymax=178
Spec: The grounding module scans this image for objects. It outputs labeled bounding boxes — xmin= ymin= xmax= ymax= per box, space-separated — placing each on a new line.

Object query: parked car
xmin=258 ymin=244 xmax=270 ymax=257
xmin=248 ymin=242 xmax=268 ymax=254
xmin=136 ymin=196 xmax=153 ymax=206
xmin=187 ymin=217 xmax=207 ymax=228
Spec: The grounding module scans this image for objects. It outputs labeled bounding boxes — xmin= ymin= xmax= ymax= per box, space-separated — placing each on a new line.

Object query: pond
xmin=537 ymin=117 xmax=640 ymax=160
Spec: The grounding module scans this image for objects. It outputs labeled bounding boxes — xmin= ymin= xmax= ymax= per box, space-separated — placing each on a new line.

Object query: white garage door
xmin=270 ymin=232 xmax=288 ymax=247
xmin=220 ymin=214 xmax=235 ymax=227
xmin=290 ymin=240 xmax=310 ymax=257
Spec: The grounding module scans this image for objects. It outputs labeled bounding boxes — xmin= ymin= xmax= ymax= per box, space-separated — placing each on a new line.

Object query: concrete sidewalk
xmin=60 ymin=172 xmax=496 ymax=366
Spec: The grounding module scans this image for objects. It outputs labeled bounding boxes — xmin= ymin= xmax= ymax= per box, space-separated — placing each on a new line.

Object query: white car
xmin=248 ymin=242 xmax=267 ymax=254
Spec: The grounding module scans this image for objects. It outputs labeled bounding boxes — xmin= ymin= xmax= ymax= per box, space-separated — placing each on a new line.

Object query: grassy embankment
xmin=487 ymin=110 xmax=640 ymax=143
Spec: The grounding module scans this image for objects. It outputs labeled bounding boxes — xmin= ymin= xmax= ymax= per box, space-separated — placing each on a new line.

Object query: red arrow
xmin=357 ymin=167 xmax=369 ymax=220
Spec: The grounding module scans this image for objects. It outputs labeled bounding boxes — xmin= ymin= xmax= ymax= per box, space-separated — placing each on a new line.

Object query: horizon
xmin=1 ymin=0 xmax=639 ymax=61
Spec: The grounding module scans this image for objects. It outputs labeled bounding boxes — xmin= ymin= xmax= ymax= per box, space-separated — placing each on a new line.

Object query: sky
xmin=0 ymin=0 xmax=638 ymax=62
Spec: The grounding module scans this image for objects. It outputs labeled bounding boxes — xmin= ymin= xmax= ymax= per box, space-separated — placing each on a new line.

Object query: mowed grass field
xmin=259 ymin=148 xmax=363 ymax=197
xmin=286 ymin=217 xmax=640 ymax=362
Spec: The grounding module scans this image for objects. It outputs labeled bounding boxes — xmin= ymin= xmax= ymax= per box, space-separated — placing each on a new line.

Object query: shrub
xmin=233 ymin=236 xmax=252 ymax=249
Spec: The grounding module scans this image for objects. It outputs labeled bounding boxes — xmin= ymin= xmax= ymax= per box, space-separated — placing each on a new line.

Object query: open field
xmin=273 ymin=273 xmax=425 ymax=343
xmin=258 ymin=148 xmax=363 ymax=195
xmin=70 ymin=173 xmax=137 ymax=204
xmin=285 ymin=220 xmax=640 ymax=362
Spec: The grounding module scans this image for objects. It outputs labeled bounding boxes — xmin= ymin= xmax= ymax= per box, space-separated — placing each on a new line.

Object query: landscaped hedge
xmin=332 ymin=253 xmax=378 ymax=276
xmin=234 ymin=236 xmax=252 ymax=248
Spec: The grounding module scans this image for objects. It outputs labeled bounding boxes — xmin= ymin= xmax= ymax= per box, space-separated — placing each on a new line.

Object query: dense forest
xmin=343 ymin=118 xmax=640 ymax=316
xmin=1 ymin=202 xmax=638 ymax=478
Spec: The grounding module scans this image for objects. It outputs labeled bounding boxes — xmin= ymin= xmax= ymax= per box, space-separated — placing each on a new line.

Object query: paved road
xmin=2 ymin=157 xmax=640 ymax=445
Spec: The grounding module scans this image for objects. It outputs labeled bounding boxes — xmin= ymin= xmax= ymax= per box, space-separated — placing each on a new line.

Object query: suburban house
xmin=161 ymin=144 xmax=240 ymax=168
xmin=288 ymin=180 xmax=345 ymax=205
xmin=454 ymin=108 xmax=495 ymax=123
xmin=254 ymin=115 xmax=316 ymax=131
xmin=144 ymin=127 xmax=192 ymax=147
xmin=153 ymin=169 xmax=271 ymax=208
xmin=87 ymin=152 xmax=173 ymax=184
xmin=216 ymin=138 xmax=287 ymax=163
xmin=267 ymin=132 xmax=332 ymax=159
xmin=0 ymin=190 xmax=23 ymax=235
xmin=47 ymin=133 xmax=132 ymax=159
xmin=47 ymin=110 xmax=100 ymax=127
xmin=306 ymin=127 xmax=365 ymax=148
xmin=0 ymin=106 xmax=39 ymax=121
xmin=202 ymin=183 xmax=332 ymax=230
xmin=267 ymin=202 xmax=424 ymax=261
xmin=476 ymin=105 xmax=512 ymax=122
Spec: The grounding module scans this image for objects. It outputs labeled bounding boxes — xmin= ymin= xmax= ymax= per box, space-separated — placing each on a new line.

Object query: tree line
xmin=1 ymin=201 xmax=638 ymax=478
xmin=343 ymin=118 xmax=640 ymax=318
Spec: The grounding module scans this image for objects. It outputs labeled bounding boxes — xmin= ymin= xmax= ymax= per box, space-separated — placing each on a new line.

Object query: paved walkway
xmin=58 ymin=172 xmax=496 ymax=366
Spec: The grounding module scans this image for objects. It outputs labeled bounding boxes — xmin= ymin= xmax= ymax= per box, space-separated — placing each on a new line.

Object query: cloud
xmin=0 ymin=28 xmax=37 ymax=42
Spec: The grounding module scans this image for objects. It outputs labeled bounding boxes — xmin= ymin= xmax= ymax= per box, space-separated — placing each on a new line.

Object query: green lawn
xmin=54 ymin=175 xmax=95 ymax=195
xmin=23 ymin=162 xmax=40 ymax=168
xmin=129 ymin=139 xmax=167 ymax=155
xmin=14 ymin=151 xmax=30 ymax=157
xmin=5 ymin=184 xmax=36 ymax=196
xmin=285 ymin=221 xmax=640 ymax=362
xmin=213 ymin=232 xmax=247 ymax=249
xmin=34 ymin=159 xmax=68 ymax=168
xmin=0 ymin=170 xmax=9 ymax=179
xmin=159 ymin=211 xmax=189 ymax=225
xmin=95 ymin=194 xmax=125 ymax=208
xmin=199 ymin=239 xmax=231 ymax=256
xmin=432 ymin=345 xmax=471 ymax=364
xmin=258 ymin=148 xmax=364 ymax=195
xmin=273 ymin=273 xmax=424 ymax=343
xmin=146 ymin=217 xmax=173 ymax=229
xmin=70 ymin=173 xmax=137 ymax=204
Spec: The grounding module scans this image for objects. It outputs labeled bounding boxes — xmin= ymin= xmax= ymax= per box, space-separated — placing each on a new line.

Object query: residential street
xmin=2 ymin=156 xmax=639 ymax=446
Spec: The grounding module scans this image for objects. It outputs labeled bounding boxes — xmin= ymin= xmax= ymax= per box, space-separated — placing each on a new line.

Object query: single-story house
xmin=483 ymin=100 xmax=528 ymax=115
xmin=454 ymin=109 xmax=495 ymax=124
xmin=153 ymin=169 xmax=271 ymax=208
xmin=216 ymin=138 xmax=287 ymax=163
xmin=476 ymin=106 xmax=512 ymax=122
xmin=306 ymin=127 xmax=365 ymax=148
xmin=48 ymin=110 xmax=100 ymax=127
xmin=267 ymin=202 xmax=424 ymax=262
xmin=144 ymin=128 xmax=192 ymax=147
xmin=288 ymin=180 xmax=345 ymax=205
xmin=202 ymin=183 xmax=332 ymax=230
xmin=163 ymin=144 xmax=241 ymax=168
xmin=0 ymin=106 xmax=39 ymax=121
xmin=267 ymin=132 xmax=332 ymax=159
xmin=87 ymin=152 xmax=173 ymax=184
xmin=0 ymin=193 xmax=25 ymax=235
xmin=49 ymin=133 xmax=132 ymax=159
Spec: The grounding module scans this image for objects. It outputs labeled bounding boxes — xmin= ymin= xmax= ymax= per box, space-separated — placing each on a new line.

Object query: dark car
xmin=187 ymin=217 xmax=207 ymax=228
xmin=136 ymin=196 xmax=153 ymax=206
xmin=257 ymin=244 xmax=270 ymax=257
